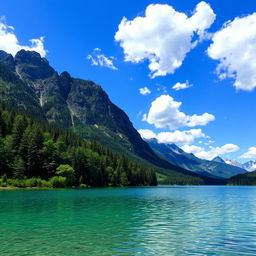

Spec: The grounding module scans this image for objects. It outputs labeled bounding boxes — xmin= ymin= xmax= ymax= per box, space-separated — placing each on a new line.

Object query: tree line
xmin=0 ymin=104 xmax=157 ymax=188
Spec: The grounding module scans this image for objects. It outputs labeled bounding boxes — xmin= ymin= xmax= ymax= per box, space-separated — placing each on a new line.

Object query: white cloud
xmin=138 ymin=129 xmax=156 ymax=140
xmin=138 ymin=128 xmax=206 ymax=145
xmin=157 ymin=129 xmax=206 ymax=144
xmin=115 ymin=2 xmax=215 ymax=78
xmin=181 ymin=143 xmax=239 ymax=160
xmin=181 ymin=144 xmax=204 ymax=154
xmin=240 ymin=147 xmax=256 ymax=159
xmin=142 ymin=114 xmax=147 ymax=122
xmin=0 ymin=20 xmax=47 ymax=57
xmin=172 ymin=80 xmax=193 ymax=91
xmin=143 ymin=95 xmax=215 ymax=130
xmin=207 ymin=13 xmax=256 ymax=91
xmin=87 ymin=48 xmax=118 ymax=70
xmin=204 ymin=139 xmax=215 ymax=145
xmin=187 ymin=113 xmax=215 ymax=127
xmin=139 ymin=87 xmax=151 ymax=95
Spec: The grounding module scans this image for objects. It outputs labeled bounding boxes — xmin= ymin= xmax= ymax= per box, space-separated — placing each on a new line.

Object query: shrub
xmin=55 ymin=164 xmax=75 ymax=186
xmin=0 ymin=179 xmax=7 ymax=187
xmin=7 ymin=179 xmax=25 ymax=187
xmin=1 ymin=174 xmax=7 ymax=183
xmin=24 ymin=178 xmax=41 ymax=187
xmin=49 ymin=176 xmax=67 ymax=188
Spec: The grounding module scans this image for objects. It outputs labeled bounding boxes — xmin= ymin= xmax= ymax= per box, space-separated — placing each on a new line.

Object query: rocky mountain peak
xmin=14 ymin=50 xmax=55 ymax=80
xmin=0 ymin=50 xmax=15 ymax=71
xmin=15 ymin=50 xmax=45 ymax=65
xmin=212 ymin=156 xmax=226 ymax=164
xmin=60 ymin=71 xmax=72 ymax=80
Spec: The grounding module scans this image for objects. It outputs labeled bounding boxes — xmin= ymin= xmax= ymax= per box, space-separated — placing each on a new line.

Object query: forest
xmin=0 ymin=104 xmax=157 ymax=188
xmin=227 ymin=171 xmax=256 ymax=185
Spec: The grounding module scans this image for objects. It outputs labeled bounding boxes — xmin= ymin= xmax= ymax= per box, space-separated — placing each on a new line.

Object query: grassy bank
xmin=0 ymin=176 xmax=89 ymax=189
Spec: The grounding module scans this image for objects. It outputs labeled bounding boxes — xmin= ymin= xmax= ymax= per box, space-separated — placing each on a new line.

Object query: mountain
xmin=0 ymin=49 xmax=222 ymax=185
xmin=241 ymin=161 xmax=256 ymax=172
xmin=0 ymin=49 xmax=160 ymax=159
xmin=147 ymin=139 xmax=247 ymax=179
xmin=0 ymin=104 xmax=157 ymax=187
xmin=225 ymin=159 xmax=244 ymax=169
xmin=225 ymin=159 xmax=256 ymax=172
xmin=212 ymin=156 xmax=226 ymax=164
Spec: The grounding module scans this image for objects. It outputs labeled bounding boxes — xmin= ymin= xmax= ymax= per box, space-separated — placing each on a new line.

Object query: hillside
xmin=0 ymin=104 xmax=157 ymax=187
xmin=228 ymin=171 xmax=256 ymax=185
xmin=0 ymin=49 xmax=224 ymax=185
xmin=147 ymin=139 xmax=246 ymax=179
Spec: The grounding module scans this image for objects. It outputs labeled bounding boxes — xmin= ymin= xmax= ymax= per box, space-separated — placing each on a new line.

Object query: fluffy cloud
xmin=139 ymin=87 xmax=151 ymax=95
xmin=207 ymin=13 xmax=256 ymax=91
xmin=143 ymin=95 xmax=215 ymax=130
xmin=240 ymin=147 xmax=256 ymax=159
xmin=0 ymin=19 xmax=47 ymax=57
xmin=138 ymin=128 xmax=206 ymax=145
xmin=187 ymin=113 xmax=215 ymax=127
xmin=115 ymin=2 xmax=215 ymax=78
xmin=87 ymin=48 xmax=118 ymax=70
xmin=181 ymin=143 xmax=239 ymax=160
xmin=172 ymin=80 xmax=193 ymax=91
xmin=138 ymin=129 xmax=156 ymax=140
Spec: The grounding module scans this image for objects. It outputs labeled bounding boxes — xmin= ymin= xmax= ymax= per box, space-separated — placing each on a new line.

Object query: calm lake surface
xmin=0 ymin=186 xmax=256 ymax=255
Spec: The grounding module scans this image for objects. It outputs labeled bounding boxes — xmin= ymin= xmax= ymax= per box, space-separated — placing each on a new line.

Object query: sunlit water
xmin=0 ymin=186 xmax=256 ymax=255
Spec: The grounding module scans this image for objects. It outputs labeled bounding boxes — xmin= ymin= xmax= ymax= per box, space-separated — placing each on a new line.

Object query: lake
xmin=0 ymin=186 xmax=256 ymax=255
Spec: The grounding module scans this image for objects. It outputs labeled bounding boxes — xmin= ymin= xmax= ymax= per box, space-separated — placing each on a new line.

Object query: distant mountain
xmin=225 ymin=159 xmax=256 ymax=172
xmin=242 ymin=161 xmax=256 ymax=172
xmin=0 ymin=49 xmax=222 ymax=185
xmin=147 ymin=139 xmax=247 ymax=179
xmin=212 ymin=156 xmax=226 ymax=164
xmin=225 ymin=159 xmax=244 ymax=169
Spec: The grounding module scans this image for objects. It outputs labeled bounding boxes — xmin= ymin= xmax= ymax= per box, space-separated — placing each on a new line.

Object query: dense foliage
xmin=0 ymin=105 xmax=157 ymax=187
xmin=228 ymin=171 xmax=256 ymax=185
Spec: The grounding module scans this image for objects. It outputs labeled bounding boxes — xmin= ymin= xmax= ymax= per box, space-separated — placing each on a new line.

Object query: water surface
xmin=0 ymin=186 xmax=256 ymax=255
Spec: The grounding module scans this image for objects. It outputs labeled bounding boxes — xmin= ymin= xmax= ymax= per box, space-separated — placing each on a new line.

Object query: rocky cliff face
xmin=0 ymin=49 xmax=193 ymax=174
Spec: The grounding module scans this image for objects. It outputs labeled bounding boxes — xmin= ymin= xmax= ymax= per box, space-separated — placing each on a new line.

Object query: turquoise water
xmin=0 ymin=186 xmax=256 ymax=255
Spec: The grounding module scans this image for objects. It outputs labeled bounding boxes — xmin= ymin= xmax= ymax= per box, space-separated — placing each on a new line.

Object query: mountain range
xmin=0 ymin=49 xmax=251 ymax=184
xmin=147 ymin=139 xmax=247 ymax=179
xmin=225 ymin=159 xmax=256 ymax=172
xmin=0 ymin=49 xmax=225 ymax=185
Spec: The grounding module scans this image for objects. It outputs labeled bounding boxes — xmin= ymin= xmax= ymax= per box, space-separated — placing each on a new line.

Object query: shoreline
xmin=0 ymin=185 xmax=255 ymax=190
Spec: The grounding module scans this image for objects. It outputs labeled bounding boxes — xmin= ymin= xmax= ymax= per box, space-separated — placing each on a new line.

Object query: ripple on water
xmin=0 ymin=186 xmax=256 ymax=255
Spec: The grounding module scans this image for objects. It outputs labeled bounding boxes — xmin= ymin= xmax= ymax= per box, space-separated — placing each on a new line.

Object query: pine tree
xmin=13 ymin=157 xmax=25 ymax=179
xmin=12 ymin=115 xmax=27 ymax=151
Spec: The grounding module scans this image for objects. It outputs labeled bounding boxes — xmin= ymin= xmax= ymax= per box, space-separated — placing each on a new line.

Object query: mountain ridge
xmin=147 ymin=138 xmax=247 ymax=179
xmin=0 ymin=49 xmax=223 ymax=185
xmin=225 ymin=159 xmax=256 ymax=172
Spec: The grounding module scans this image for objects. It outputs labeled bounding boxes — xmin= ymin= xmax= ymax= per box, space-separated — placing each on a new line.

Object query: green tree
xmin=12 ymin=115 xmax=27 ymax=151
xmin=13 ymin=157 xmax=25 ymax=179
xmin=27 ymin=126 xmax=44 ymax=177
xmin=0 ymin=110 xmax=7 ymax=137
xmin=56 ymin=164 xmax=75 ymax=186
xmin=120 ymin=172 xmax=129 ymax=186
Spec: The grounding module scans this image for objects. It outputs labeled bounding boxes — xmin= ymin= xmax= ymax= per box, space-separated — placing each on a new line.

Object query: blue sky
xmin=1 ymin=0 xmax=256 ymax=162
